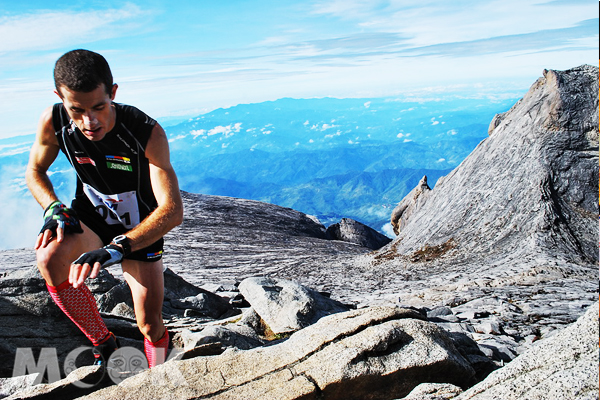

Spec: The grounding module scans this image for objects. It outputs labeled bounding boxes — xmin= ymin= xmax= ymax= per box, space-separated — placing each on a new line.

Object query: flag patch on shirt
xmin=106 ymin=155 xmax=131 ymax=163
xmin=106 ymin=155 xmax=133 ymax=172
xmin=76 ymin=157 xmax=96 ymax=166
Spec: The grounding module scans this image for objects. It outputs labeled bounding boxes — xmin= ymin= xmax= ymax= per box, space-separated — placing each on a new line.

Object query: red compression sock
xmin=47 ymin=280 xmax=110 ymax=346
xmin=144 ymin=329 xmax=169 ymax=368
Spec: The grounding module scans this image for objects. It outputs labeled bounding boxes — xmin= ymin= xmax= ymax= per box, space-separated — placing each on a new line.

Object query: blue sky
xmin=0 ymin=0 xmax=597 ymax=139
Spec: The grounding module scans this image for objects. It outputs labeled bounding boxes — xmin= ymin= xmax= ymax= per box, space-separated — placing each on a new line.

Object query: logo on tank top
xmin=106 ymin=155 xmax=132 ymax=172
xmin=76 ymin=157 xmax=96 ymax=166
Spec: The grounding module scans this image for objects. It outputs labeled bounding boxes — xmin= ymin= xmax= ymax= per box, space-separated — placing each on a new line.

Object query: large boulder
xmin=238 ymin=277 xmax=350 ymax=335
xmin=2 ymin=366 xmax=111 ymax=400
xmin=326 ymin=218 xmax=392 ymax=250
xmin=455 ymin=301 xmax=599 ymax=400
xmin=77 ymin=306 xmax=477 ymax=400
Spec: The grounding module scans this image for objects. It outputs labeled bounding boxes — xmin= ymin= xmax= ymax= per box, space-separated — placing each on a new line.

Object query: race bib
xmin=83 ymin=183 xmax=140 ymax=229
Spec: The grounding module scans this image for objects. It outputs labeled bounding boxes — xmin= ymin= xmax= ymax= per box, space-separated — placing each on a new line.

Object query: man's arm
xmin=26 ymin=106 xmax=64 ymax=247
xmin=122 ymin=122 xmax=184 ymax=252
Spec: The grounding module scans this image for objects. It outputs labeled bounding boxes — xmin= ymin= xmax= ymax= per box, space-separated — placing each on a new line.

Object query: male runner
xmin=26 ymin=49 xmax=183 ymax=368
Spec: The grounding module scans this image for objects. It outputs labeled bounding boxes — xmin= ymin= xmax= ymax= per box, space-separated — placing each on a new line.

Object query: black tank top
xmin=52 ymin=102 xmax=158 ymax=230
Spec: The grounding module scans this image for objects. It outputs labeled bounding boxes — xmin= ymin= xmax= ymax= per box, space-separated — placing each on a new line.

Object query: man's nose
xmin=82 ymin=112 xmax=98 ymax=126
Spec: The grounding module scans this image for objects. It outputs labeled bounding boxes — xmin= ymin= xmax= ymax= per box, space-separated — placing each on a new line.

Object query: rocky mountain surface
xmin=364 ymin=64 xmax=598 ymax=341
xmin=0 ymin=65 xmax=597 ymax=399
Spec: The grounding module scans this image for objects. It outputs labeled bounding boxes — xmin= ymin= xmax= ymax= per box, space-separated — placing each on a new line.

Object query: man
xmin=25 ymin=49 xmax=183 ymax=368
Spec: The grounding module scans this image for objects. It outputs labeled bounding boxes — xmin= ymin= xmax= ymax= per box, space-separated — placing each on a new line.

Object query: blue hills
xmin=165 ymin=96 xmax=518 ymax=233
xmin=1 ymin=95 xmax=518 ymax=249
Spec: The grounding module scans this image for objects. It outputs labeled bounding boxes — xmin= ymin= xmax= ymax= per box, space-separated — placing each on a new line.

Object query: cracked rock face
xmin=384 ymin=65 xmax=598 ymax=264
xmin=364 ymin=65 xmax=598 ymax=341
xmin=456 ymin=302 xmax=599 ymax=400
xmin=79 ymin=307 xmax=476 ymax=400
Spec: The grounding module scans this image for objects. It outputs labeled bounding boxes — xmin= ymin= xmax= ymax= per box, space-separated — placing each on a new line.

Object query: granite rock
xmin=326 ymin=217 xmax=392 ymax=249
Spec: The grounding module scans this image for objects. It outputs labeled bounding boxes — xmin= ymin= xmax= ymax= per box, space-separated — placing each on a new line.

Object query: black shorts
xmin=71 ymin=197 xmax=164 ymax=262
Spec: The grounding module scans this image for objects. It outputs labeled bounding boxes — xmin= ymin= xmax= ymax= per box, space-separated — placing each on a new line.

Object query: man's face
xmin=56 ymin=83 xmax=118 ymax=141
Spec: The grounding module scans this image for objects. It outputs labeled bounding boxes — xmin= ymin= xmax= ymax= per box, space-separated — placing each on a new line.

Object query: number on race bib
xmin=83 ymin=184 xmax=140 ymax=229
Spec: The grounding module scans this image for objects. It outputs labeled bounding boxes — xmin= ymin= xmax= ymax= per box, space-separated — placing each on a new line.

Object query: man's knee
xmin=36 ymin=240 xmax=78 ymax=285
xmin=36 ymin=242 xmax=63 ymax=272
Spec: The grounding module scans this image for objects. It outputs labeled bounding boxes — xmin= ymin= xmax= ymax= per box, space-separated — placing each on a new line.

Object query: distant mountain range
xmin=165 ymin=96 xmax=518 ymax=232
xmin=0 ymin=95 xmax=518 ymax=249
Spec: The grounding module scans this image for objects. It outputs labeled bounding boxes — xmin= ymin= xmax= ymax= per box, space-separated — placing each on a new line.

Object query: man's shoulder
xmin=114 ymin=103 xmax=157 ymax=128
xmin=46 ymin=103 xmax=70 ymax=133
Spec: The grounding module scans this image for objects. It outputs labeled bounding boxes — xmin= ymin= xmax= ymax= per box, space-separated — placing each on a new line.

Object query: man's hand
xmin=37 ymin=201 xmax=83 ymax=249
xmin=70 ymin=244 xmax=124 ymax=288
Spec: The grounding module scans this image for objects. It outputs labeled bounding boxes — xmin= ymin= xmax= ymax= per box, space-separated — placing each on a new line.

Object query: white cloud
xmin=312 ymin=0 xmax=597 ymax=48
xmin=0 ymin=4 xmax=148 ymax=53
xmin=325 ymin=130 xmax=342 ymax=139
xmin=311 ymin=0 xmax=387 ymax=21
xmin=208 ymin=123 xmax=242 ymax=138
xmin=381 ymin=222 xmax=396 ymax=238
xmin=311 ymin=123 xmax=339 ymax=131
xmin=0 ymin=145 xmax=31 ymax=156
xmin=168 ymin=134 xmax=187 ymax=143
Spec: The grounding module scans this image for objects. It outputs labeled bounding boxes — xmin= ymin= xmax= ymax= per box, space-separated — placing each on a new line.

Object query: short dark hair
xmin=54 ymin=49 xmax=113 ymax=95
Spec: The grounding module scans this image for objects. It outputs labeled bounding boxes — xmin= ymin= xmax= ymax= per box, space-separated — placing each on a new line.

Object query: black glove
xmin=72 ymin=244 xmax=124 ymax=269
xmin=40 ymin=201 xmax=83 ymax=236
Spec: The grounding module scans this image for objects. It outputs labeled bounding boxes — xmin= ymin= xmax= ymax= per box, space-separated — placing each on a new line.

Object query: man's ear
xmin=54 ymin=88 xmax=64 ymax=100
xmin=110 ymin=83 xmax=118 ymax=100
